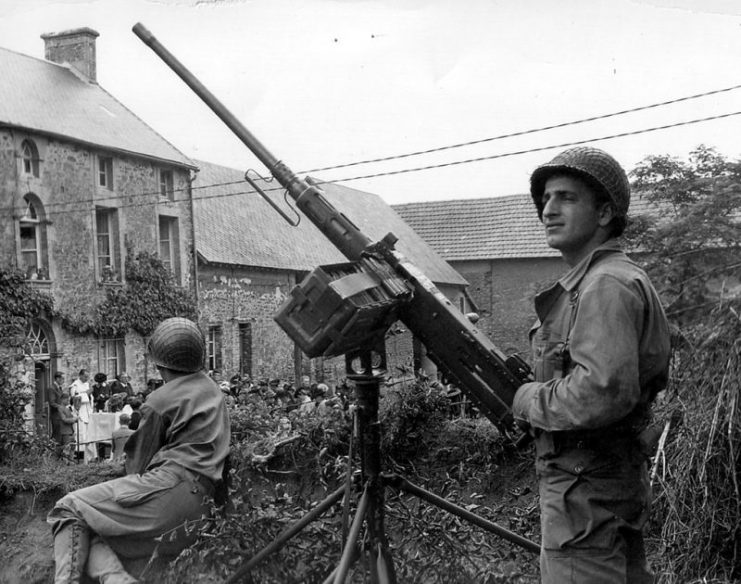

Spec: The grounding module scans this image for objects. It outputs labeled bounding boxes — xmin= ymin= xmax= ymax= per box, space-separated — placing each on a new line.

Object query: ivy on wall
xmin=0 ymin=267 xmax=55 ymax=349
xmin=60 ymin=249 xmax=198 ymax=338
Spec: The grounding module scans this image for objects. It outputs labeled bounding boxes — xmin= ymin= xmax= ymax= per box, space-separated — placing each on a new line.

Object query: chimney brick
xmin=41 ymin=27 xmax=99 ymax=82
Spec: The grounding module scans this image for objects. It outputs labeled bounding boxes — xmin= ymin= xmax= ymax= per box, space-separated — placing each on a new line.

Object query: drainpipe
xmin=9 ymin=129 xmax=21 ymax=269
xmin=187 ymin=168 xmax=199 ymax=305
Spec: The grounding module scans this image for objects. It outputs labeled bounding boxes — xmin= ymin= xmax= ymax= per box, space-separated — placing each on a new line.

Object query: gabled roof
xmin=393 ymin=194 xmax=559 ymax=261
xmin=192 ymin=160 xmax=467 ymax=287
xmin=0 ymin=47 xmax=194 ymax=168
xmin=392 ymin=194 xmax=662 ymax=261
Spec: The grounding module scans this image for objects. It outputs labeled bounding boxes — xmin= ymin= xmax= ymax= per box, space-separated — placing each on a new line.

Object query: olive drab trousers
xmin=535 ymin=433 xmax=654 ymax=584
xmin=48 ymin=462 xmax=213 ymax=582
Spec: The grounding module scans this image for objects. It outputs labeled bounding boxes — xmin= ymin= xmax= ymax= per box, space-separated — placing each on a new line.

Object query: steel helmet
xmin=147 ymin=317 xmax=205 ymax=372
xmin=530 ymin=147 xmax=630 ymax=235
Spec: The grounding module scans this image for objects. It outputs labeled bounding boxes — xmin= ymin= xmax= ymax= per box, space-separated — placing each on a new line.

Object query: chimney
xmin=41 ymin=27 xmax=100 ymax=82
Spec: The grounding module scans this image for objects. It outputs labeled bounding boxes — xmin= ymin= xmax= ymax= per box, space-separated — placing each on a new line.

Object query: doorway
xmin=26 ymin=320 xmax=54 ymax=438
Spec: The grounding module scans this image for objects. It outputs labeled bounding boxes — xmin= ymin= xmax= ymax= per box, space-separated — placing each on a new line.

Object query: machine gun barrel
xmin=133 ymin=23 xmax=372 ymax=261
xmin=133 ymin=23 xmax=529 ymax=427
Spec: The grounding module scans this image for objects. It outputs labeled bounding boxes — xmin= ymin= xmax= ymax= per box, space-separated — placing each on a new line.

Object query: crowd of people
xmin=212 ymin=371 xmax=349 ymax=416
xmin=46 ymin=369 xmax=164 ymax=463
xmin=47 ymin=366 xmax=349 ymax=464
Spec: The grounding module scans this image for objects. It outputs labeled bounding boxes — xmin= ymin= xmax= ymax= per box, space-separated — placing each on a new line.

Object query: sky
xmin=2 ymin=0 xmax=741 ymax=205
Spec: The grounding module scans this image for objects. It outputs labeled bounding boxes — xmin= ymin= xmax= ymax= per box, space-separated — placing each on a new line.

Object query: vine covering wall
xmin=57 ymin=249 xmax=197 ymax=338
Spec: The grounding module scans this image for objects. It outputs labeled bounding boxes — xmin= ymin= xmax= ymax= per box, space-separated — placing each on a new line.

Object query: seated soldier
xmin=47 ymin=317 xmax=231 ymax=583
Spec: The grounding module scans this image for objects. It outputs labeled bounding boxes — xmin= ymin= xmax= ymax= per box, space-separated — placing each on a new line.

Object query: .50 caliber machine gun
xmin=132 ymin=24 xmax=531 ymax=433
xmin=133 ymin=24 xmax=539 ymax=583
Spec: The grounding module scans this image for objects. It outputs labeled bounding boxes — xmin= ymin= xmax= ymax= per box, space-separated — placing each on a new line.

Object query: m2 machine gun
xmin=132 ymin=24 xmax=531 ymax=432
xmin=134 ymin=25 xmax=540 ymax=582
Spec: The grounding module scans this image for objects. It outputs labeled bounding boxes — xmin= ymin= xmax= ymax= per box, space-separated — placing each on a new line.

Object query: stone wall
xmin=197 ymin=263 xmax=419 ymax=387
xmin=0 ymin=128 xmax=196 ymax=414
xmin=453 ymin=257 xmax=566 ymax=355
xmin=198 ymin=264 xmax=298 ymax=382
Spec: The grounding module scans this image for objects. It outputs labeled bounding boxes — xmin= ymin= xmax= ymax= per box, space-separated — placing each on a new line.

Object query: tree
xmin=628 ymin=146 xmax=741 ymax=580
xmin=627 ymin=145 xmax=741 ymax=325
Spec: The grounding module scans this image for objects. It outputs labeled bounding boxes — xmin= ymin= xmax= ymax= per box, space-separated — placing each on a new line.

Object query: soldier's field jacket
xmin=513 ymin=240 xmax=671 ymax=436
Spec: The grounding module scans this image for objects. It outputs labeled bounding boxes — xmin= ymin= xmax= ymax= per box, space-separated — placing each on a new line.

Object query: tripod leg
xmin=226 ymin=484 xmax=346 ymax=584
xmin=383 ymin=473 xmax=540 ymax=555
xmin=371 ymin=542 xmax=396 ymax=584
xmin=332 ymin=486 xmax=369 ymax=584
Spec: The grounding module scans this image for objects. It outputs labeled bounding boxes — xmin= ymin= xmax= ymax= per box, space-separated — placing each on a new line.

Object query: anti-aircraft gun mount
xmin=134 ymin=23 xmax=539 ymax=584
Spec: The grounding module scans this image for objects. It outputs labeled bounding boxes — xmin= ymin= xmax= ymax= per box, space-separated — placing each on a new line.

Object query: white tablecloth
xmin=86 ymin=412 xmax=121 ymax=443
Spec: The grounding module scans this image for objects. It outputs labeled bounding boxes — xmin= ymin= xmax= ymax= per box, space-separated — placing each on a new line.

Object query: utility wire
xmin=8 ymin=109 xmax=741 ymax=218
xmin=301 ymin=82 xmax=741 ymax=173
xmin=8 ymin=80 xmax=741 ymax=215
xmin=320 ymin=110 xmax=741 ymax=183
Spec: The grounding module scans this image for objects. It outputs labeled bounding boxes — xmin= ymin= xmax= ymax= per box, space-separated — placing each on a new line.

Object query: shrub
xmin=0 ymin=362 xmax=40 ymax=464
xmin=648 ymin=302 xmax=741 ymax=582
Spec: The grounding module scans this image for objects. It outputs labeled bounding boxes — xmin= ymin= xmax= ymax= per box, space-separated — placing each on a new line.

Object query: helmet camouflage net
xmin=147 ymin=317 xmax=205 ymax=373
xmin=530 ymin=147 xmax=630 ymax=234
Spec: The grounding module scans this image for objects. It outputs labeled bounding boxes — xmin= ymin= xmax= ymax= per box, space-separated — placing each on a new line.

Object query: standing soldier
xmin=47 ymin=372 xmax=68 ymax=457
xmin=513 ymin=147 xmax=671 ymax=583
xmin=48 ymin=317 xmax=231 ymax=583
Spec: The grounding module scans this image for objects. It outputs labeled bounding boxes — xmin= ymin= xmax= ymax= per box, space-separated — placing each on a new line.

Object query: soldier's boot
xmin=53 ymin=522 xmax=90 ymax=584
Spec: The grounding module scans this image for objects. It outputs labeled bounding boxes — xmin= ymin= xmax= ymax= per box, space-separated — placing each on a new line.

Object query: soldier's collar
xmin=558 ymin=239 xmax=622 ymax=292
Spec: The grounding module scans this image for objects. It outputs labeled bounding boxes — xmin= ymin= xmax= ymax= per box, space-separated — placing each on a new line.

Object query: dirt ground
xmin=0 ymin=489 xmax=57 ymax=584
xmin=0 ymin=454 xmax=540 ymax=584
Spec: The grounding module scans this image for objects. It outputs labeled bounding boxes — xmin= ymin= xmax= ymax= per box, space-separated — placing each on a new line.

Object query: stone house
xmin=394 ymin=195 xmax=567 ymax=355
xmin=192 ymin=160 xmax=472 ymax=385
xmin=0 ymin=28 xmax=197 ymax=433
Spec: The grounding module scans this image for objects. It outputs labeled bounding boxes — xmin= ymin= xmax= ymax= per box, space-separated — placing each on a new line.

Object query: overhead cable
xmin=302 ymin=82 xmax=741 ymax=173
xmin=7 ymin=109 xmax=741 ymax=217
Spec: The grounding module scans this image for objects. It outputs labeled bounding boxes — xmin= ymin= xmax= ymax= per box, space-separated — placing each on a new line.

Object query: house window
xmin=98 ymin=156 xmax=113 ymax=189
xmin=95 ymin=207 xmax=121 ymax=282
xmin=99 ymin=338 xmax=125 ymax=379
xmin=21 ymin=139 xmax=40 ymax=178
xmin=158 ymin=215 xmax=180 ymax=279
xmin=159 ymin=169 xmax=174 ymax=201
xmin=26 ymin=322 xmax=50 ymax=356
xmin=207 ymin=326 xmax=223 ymax=372
xmin=238 ymin=322 xmax=252 ymax=378
xmin=19 ymin=194 xmax=49 ymax=280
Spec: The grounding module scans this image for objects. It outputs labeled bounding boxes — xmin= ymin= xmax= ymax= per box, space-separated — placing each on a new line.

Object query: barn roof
xmin=393 ymin=193 xmax=662 ymax=260
xmin=192 ymin=160 xmax=468 ymax=286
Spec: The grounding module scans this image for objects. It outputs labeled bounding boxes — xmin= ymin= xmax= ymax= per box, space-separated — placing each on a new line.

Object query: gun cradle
xmin=275 ymin=248 xmax=525 ymax=428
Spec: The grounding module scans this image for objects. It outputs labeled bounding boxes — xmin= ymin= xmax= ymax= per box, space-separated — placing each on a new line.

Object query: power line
xmin=8 ymin=80 xmax=741 ymax=215
xmin=11 ymin=178 xmax=248 ymax=213
xmin=319 ymin=110 xmax=741 ymax=183
xmin=19 ymin=109 xmax=741 ymax=219
xmin=301 ymin=82 xmax=741 ymax=174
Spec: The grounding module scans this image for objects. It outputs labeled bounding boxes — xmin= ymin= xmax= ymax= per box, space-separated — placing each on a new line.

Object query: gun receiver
xmin=133 ymin=23 xmax=531 ymax=428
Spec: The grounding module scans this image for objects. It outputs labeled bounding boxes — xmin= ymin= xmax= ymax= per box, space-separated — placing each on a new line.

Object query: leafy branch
xmin=60 ymin=249 xmax=197 ymax=338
